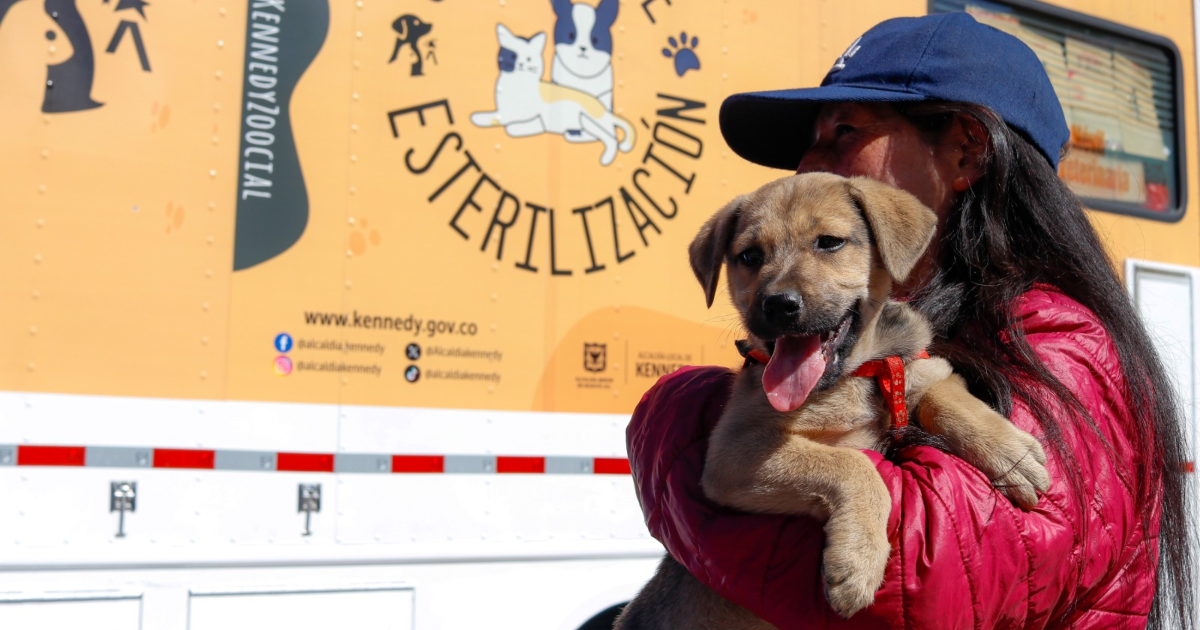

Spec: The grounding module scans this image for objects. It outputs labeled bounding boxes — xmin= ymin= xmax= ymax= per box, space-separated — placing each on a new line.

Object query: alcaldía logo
xmin=388 ymin=0 xmax=707 ymax=276
xmin=583 ymin=342 xmax=606 ymax=372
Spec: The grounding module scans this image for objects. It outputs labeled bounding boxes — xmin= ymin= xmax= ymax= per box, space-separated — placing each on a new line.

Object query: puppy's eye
xmin=568 ymin=31 xmax=576 ymax=41
xmin=816 ymin=236 xmax=845 ymax=252
xmin=738 ymin=248 xmax=764 ymax=267
xmin=592 ymin=36 xmax=599 ymax=45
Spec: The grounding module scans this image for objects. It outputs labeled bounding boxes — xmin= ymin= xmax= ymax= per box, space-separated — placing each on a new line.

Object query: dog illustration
xmin=550 ymin=0 xmax=617 ymax=110
xmin=615 ymin=174 xmax=1050 ymax=627
xmin=389 ymin=14 xmax=433 ymax=76
xmin=470 ymin=24 xmax=634 ymax=166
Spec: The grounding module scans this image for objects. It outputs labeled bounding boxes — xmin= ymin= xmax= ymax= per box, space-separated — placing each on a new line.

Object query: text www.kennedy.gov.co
xmin=303 ymin=310 xmax=478 ymax=338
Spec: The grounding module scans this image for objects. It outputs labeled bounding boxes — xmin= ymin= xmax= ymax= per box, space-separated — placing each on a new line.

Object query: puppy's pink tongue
xmin=763 ymin=335 xmax=826 ymax=412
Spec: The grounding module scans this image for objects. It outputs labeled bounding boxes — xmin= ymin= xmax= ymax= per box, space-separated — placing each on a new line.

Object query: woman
xmin=627 ymin=12 xmax=1193 ymax=629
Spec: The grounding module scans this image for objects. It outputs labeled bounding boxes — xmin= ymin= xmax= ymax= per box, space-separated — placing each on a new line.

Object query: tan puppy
xmin=616 ymin=173 xmax=1050 ymax=628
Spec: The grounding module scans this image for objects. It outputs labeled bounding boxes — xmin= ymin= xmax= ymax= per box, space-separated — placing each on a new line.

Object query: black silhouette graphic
xmin=0 ymin=0 xmax=153 ymax=113
xmin=106 ymin=20 xmax=150 ymax=69
xmin=425 ymin=39 xmax=437 ymax=66
xmin=232 ymin=0 xmax=331 ymax=271
xmin=106 ymin=21 xmax=150 ymax=71
xmin=109 ymin=0 xmax=147 ymax=18
xmin=105 ymin=0 xmax=150 ymax=71
xmin=0 ymin=0 xmax=18 ymax=24
xmin=388 ymin=14 xmax=432 ymax=76
xmin=42 ymin=0 xmax=102 ymax=112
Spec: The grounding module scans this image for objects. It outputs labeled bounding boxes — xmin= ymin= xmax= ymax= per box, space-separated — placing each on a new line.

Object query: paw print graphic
xmin=165 ymin=201 xmax=184 ymax=234
xmin=348 ymin=217 xmax=382 ymax=256
xmin=151 ymin=100 xmax=171 ymax=132
xmin=662 ymin=32 xmax=700 ymax=77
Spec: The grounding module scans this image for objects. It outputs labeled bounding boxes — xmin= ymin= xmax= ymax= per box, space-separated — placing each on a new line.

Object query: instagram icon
xmin=273 ymin=356 xmax=293 ymax=377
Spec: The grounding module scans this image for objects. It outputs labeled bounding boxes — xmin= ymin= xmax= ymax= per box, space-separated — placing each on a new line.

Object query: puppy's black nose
xmin=762 ymin=292 xmax=802 ymax=327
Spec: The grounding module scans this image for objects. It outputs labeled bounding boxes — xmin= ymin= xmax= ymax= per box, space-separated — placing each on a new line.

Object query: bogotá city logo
xmin=583 ymin=342 xmax=606 ymax=372
xmin=388 ymin=0 xmax=707 ymax=276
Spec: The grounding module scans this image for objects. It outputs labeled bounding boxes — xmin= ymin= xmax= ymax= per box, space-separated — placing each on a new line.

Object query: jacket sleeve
xmin=627 ymin=290 xmax=1155 ymax=629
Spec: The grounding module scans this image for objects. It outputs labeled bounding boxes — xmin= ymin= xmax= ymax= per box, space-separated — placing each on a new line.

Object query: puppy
xmin=550 ymin=0 xmax=618 ymax=111
xmin=616 ymin=173 xmax=1050 ymax=628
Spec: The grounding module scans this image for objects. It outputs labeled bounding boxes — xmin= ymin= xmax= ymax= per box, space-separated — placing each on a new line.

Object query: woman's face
xmin=795 ymin=102 xmax=966 ymax=222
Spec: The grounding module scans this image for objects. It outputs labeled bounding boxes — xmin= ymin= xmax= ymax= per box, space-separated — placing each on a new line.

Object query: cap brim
xmin=719 ymin=86 xmax=927 ymax=170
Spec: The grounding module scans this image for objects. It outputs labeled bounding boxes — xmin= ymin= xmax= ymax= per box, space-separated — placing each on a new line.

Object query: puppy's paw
xmin=919 ymin=376 xmax=1050 ymax=510
xmin=822 ymin=515 xmax=890 ymax=618
xmin=974 ymin=419 xmax=1049 ymax=510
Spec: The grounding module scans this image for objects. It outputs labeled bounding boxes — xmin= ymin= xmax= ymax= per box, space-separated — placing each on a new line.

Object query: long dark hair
xmin=897 ymin=101 xmax=1194 ymax=629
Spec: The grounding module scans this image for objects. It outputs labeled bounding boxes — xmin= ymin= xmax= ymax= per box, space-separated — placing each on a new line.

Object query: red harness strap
xmin=850 ymin=350 xmax=930 ymax=428
xmin=735 ymin=339 xmax=772 ymax=366
xmin=734 ymin=340 xmax=930 ymax=429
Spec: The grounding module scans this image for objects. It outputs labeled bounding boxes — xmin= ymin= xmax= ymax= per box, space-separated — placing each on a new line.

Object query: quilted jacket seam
xmin=1039 ymin=491 xmax=1084 ymax=618
xmin=1079 ymin=606 xmax=1143 ymax=617
xmin=1023 ymin=294 xmax=1135 ymax=501
xmin=1005 ymin=497 xmax=1035 ymax=630
xmin=1079 ymin=528 xmax=1156 ymax=619
xmin=1053 ymin=339 xmax=1134 ymax=501
xmin=1088 ymin=492 xmax=1120 ymax=562
xmin=927 ymin=475 xmax=981 ymax=630
xmin=760 ymin=518 xmax=786 ymax=624
xmin=645 ymin=434 xmax=711 ymax=588
xmin=900 ymin=495 xmax=910 ymax=630
xmin=643 ymin=373 xmax=728 ymax=584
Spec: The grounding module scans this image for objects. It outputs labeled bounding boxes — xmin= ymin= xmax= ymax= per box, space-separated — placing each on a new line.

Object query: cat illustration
xmin=471 ymin=24 xmax=634 ymax=166
xmin=550 ymin=0 xmax=617 ymax=111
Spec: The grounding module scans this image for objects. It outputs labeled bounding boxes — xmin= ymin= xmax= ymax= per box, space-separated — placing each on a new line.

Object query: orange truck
xmin=1 ymin=0 xmax=1197 ymax=627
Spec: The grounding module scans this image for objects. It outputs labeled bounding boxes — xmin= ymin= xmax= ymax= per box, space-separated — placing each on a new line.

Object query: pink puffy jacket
xmin=627 ymin=287 xmax=1160 ymax=629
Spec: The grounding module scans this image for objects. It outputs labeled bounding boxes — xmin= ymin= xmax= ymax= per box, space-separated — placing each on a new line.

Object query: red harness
xmin=736 ymin=340 xmax=929 ymax=428
xmin=850 ymin=351 xmax=930 ymax=428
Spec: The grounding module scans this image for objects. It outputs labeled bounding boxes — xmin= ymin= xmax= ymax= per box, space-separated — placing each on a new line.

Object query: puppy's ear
xmin=689 ymin=197 xmax=742 ymax=308
xmin=846 ymin=177 xmax=937 ymax=283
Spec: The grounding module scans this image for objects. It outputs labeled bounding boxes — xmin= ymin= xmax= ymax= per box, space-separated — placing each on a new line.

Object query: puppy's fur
xmin=616 ymin=173 xmax=1049 ymax=628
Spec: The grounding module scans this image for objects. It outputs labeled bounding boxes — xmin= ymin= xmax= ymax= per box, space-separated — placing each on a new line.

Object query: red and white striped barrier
xmin=0 ymin=445 xmax=631 ymax=475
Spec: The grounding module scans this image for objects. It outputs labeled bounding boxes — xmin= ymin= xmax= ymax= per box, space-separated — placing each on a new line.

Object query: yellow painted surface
xmin=0 ymin=0 xmax=1193 ymax=413
xmin=0 ymin=0 xmax=238 ymax=399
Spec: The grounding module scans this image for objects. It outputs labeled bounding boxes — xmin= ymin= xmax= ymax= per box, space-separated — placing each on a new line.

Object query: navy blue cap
xmin=720 ymin=12 xmax=1070 ymax=170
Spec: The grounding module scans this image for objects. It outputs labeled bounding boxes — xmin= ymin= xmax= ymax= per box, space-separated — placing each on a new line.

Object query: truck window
xmin=933 ymin=0 xmax=1187 ymax=221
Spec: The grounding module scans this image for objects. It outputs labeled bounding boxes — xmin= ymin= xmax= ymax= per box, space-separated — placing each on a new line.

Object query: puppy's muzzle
xmin=762 ymin=291 xmax=803 ymax=330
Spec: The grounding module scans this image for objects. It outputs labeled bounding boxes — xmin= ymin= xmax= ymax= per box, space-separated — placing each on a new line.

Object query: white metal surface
xmin=1126 ymin=258 xmax=1200 ymax=463
xmin=189 ymin=587 xmax=414 ymax=630
xmin=0 ymin=559 xmax=659 ymax=630
xmin=0 ymin=392 xmax=657 ymax=628
xmin=0 ymin=592 xmax=142 ymax=630
xmin=0 ymin=393 xmax=629 ymax=457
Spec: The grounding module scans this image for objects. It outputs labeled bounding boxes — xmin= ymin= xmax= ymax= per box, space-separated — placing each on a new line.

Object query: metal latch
xmin=110 ymin=481 xmax=136 ymax=538
xmin=298 ymin=483 xmax=321 ymax=536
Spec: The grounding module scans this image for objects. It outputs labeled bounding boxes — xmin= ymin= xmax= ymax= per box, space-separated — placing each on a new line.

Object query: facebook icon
xmin=274 ymin=333 xmax=294 ymax=353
